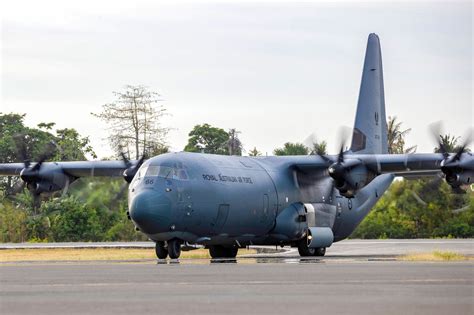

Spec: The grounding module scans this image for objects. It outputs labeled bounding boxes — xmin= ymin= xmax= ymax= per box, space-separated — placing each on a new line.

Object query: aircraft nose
xmin=129 ymin=190 xmax=172 ymax=234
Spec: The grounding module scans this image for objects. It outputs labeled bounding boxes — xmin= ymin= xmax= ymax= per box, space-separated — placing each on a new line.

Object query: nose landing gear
xmin=155 ymin=239 xmax=182 ymax=259
xmin=155 ymin=241 xmax=168 ymax=259
xmin=167 ymin=239 xmax=182 ymax=259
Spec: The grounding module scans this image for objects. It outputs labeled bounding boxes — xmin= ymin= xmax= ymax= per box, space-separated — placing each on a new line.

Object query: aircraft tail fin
xmin=350 ymin=33 xmax=388 ymax=154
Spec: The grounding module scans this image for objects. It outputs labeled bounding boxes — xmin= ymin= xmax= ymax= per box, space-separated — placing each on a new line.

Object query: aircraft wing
xmin=291 ymin=152 xmax=473 ymax=196
xmin=0 ymin=161 xmax=128 ymax=178
xmin=291 ymin=153 xmax=447 ymax=176
xmin=0 ymin=160 xmax=141 ymax=195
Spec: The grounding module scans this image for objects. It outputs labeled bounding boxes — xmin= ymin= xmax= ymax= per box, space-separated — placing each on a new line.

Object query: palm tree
xmin=309 ymin=141 xmax=328 ymax=155
xmin=248 ymin=147 xmax=262 ymax=156
xmin=434 ymin=134 xmax=469 ymax=153
xmin=387 ymin=116 xmax=417 ymax=154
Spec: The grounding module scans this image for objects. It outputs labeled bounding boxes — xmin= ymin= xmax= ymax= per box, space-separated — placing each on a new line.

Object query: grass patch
xmin=0 ymin=248 xmax=256 ymax=262
xmin=400 ymin=250 xmax=469 ymax=262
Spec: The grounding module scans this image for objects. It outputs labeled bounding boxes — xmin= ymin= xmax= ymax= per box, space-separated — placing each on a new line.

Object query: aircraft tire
xmin=226 ymin=246 xmax=238 ymax=258
xmin=297 ymin=239 xmax=316 ymax=257
xmin=313 ymin=247 xmax=326 ymax=257
xmin=209 ymin=245 xmax=224 ymax=258
xmin=209 ymin=245 xmax=238 ymax=258
xmin=167 ymin=239 xmax=181 ymax=259
xmin=155 ymin=241 xmax=168 ymax=259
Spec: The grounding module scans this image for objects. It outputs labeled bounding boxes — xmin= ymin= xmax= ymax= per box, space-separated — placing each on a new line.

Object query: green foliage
xmin=387 ymin=116 xmax=417 ymax=154
xmin=273 ymin=142 xmax=309 ymax=156
xmin=309 ymin=141 xmax=328 ymax=155
xmin=105 ymin=211 xmax=148 ymax=241
xmin=54 ymin=128 xmax=97 ymax=160
xmin=248 ymin=147 xmax=262 ymax=156
xmin=49 ymin=197 xmax=104 ymax=242
xmin=0 ymin=113 xmax=96 ymax=164
xmin=0 ymin=198 xmax=28 ymax=242
xmin=352 ymin=180 xmax=474 ymax=239
xmin=184 ymin=123 xmax=230 ymax=154
xmin=434 ymin=134 xmax=469 ymax=153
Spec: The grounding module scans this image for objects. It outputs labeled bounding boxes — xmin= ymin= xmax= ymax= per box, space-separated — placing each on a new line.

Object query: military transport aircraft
xmin=1 ymin=34 xmax=472 ymax=259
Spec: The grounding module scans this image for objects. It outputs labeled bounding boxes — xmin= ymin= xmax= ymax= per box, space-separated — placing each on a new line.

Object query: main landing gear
xmin=208 ymin=245 xmax=238 ymax=258
xmin=155 ymin=239 xmax=182 ymax=259
xmin=297 ymin=239 xmax=326 ymax=257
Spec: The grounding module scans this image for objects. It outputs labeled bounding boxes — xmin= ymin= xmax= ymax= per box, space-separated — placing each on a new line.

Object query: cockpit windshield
xmin=135 ymin=163 xmax=189 ymax=181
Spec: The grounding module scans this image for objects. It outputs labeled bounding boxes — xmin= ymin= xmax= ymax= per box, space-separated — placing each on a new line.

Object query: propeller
xmin=429 ymin=122 xmax=473 ymax=193
xmin=307 ymin=127 xmax=362 ymax=198
xmin=13 ymin=134 xmax=59 ymax=208
xmin=110 ymin=152 xmax=147 ymax=209
xmin=121 ymin=152 xmax=146 ymax=183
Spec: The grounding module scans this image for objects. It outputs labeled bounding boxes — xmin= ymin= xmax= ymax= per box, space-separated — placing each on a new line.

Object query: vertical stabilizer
xmin=350 ymin=33 xmax=388 ymax=154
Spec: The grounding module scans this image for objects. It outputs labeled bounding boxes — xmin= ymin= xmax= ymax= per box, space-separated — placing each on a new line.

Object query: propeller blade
xmin=109 ymin=182 xmax=129 ymax=210
xmin=9 ymin=180 xmax=26 ymax=195
xmin=13 ymin=134 xmax=31 ymax=168
xmin=452 ymin=128 xmax=472 ymax=162
xmin=429 ymin=121 xmax=449 ymax=159
xmin=61 ymin=177 xmax=70 ymax=198
xmin=120 ymin=152 xmax=132 ymax=169
xmin=337 ymin=146 xmax=344 ymax=164
xmin=31 ymin=141 xmax=58 ymax=171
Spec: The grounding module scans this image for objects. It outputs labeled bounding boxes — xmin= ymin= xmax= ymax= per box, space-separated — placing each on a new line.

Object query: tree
xmin=184 ymin=124 xmax=229 ymax=154
xmin=50 ymin=196 xmax=104 ymax=242
xmin=352 ymin=179 xmax=474 ymax=239
xmin=248 ymin=147 xmax=262 ymax=156
xmin=92 ymin=85 xmax=169 ymax=159
xmin=53 ymin=128 xmax=97 ymax=160
xmin=387 ymin=116 xmax=416 ymax=154
xmin=434 ymin=134 xmax=468 ymax=153
xmin=273 ymin=142 xmax=309 ymax=156
xmin=227 ymin=128 xmax=243 ymax=156
xmin=309 ymin=140 xmax=328 ymax=155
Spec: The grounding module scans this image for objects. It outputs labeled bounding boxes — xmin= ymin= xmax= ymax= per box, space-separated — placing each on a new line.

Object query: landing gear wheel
xmin=209 ymin=245 xmax=238 ymax=258
xmin=226 ymin=246 xmax=238 ymax=258
xmin=314 ymin=247 xmax=326 ymax=257
xmin=297 ymin=239 xmax=316 ymax=257
xmin=167 ymin=239 xmax=182 ymax=259
xmin=155 ymin=241 xmax=168 ymax=259
xmin=209 ymin=245 xmax=224 ymax=258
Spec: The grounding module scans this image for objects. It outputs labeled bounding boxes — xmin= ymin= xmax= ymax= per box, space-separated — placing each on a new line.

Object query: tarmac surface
xmin=1 ymin=239 xmax=473 ymax=315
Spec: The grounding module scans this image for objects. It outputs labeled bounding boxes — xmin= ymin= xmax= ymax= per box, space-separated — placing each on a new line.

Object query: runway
xmin=1 ymin=240 xmax=473 ymax=315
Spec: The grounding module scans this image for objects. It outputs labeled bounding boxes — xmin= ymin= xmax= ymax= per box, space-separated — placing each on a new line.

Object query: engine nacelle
xmin=445 ymin=171 xmax=473 ymax=193
xmin=331 ymin=162 xmax=374 ymax=198
xmin=269 ymin=203 xmax=307 ymax=241
xmin=21 ymin=163 xmax=72 ymax=194
xmin=307 ymin=227 xmax=334 ymax=248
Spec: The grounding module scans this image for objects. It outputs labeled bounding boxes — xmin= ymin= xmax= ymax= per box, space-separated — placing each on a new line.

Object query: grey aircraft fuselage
xmin=128 ymin=152 xmax=393 ymax=247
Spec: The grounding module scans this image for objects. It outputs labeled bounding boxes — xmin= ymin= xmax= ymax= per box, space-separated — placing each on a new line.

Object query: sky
xmin=1 ymin=0 xmax=472 ymax=159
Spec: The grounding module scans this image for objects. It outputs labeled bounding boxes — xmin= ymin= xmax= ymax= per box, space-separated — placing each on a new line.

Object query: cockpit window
xmin=143 ymin=164 xmax=189 ymax=180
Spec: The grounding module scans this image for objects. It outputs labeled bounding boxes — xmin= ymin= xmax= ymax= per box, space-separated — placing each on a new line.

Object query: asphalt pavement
xmin=1 ymin=239 xmax=473 ymax=315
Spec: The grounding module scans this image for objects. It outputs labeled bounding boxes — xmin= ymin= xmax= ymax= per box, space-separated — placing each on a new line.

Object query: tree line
xmin=0 ymin=85 xmax=472 ymax=242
